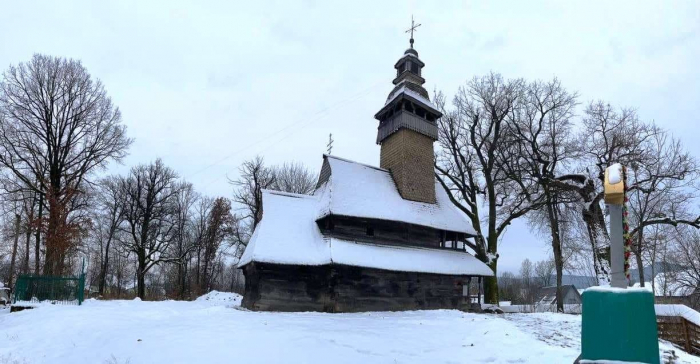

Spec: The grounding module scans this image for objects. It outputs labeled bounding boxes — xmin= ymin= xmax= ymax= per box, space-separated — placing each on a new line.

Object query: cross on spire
xmin=405 ymin=15 xmax=421 ymax=49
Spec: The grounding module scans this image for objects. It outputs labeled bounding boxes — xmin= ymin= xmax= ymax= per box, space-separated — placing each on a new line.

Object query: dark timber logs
xmin=242 ymin=262 xmax=473 ymax=312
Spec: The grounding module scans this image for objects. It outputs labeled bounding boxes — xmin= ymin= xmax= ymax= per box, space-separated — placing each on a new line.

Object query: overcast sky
xmin=2 ymin=1 xmax=699 ymax=274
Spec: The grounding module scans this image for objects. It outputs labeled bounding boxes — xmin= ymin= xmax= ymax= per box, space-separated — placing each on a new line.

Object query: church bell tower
xmin=375 ymin=19 xmax=442 ymax=204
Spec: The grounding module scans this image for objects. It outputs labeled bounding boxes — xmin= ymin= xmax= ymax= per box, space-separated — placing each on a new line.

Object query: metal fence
xmin=13 ymin=273 xmax=86 ymax=306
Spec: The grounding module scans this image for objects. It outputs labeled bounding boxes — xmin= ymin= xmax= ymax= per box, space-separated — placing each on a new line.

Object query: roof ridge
xmin=323 ymin=154 xmax=389 ymax=172
xmin=262 ymin=189 xmax=317 ymax=199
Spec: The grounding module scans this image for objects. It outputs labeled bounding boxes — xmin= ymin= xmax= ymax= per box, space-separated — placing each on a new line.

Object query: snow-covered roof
xmin=315 ymin=155 xmax=477 ymax=235
xmin=330 ymin=238 xmax=493 ymax=276
xmin=238 ymin=190 xmax=329 ymax=267
xmin=238 ymin=188 xmax=492 ymax=276
xmin=385 ymin=83 xmax=437 ymax=112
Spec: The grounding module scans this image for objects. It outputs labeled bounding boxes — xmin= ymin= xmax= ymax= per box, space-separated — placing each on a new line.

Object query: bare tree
xmin=0 ymin=54 xmax=131 ymax=275
xmin=94 ymin=176 xmax=123 ymax=295
xmin=200 ymin=197 xmax=234 ymax=292
xmin=170 ymin=182 xmax=199 ymax=299
xmin=669 ymin=227 xmax=700 ymax=298
xmin=519 ymin=259 xmax=535 ymax=304
xmin=192 ymin=196 xmax=213 ymax=295
xmin=574 ymin=103 xmax=660 ymax=281
xmin=535 ymin=258 xmax=555 ymax=288
xmin=272 ymin=162 xmax=316 ymax=195
xmin=435 ymin=73 xmax=541 ymax=304
xmin=118 ymin=159 xmax=180 ymax=299
xmin=498 ymin=271 xmax=521 ymax=303
xmin=626 ymin=130 xmax=699 ymax=285
xmin=508 ymin=78 xmax=578 ymax=311
xmin=230 ymin=156 xmax=275 ymax=230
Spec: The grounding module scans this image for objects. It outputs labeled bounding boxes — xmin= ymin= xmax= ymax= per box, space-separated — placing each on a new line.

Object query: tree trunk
xmin=34 ymin=194 xmax=43 ymax=275
xmin=202 ymin=249 xmax=211 ymax=293
xmin=484 ymin=184 xmax=499 ymax=305
xmin=23 ymin=216 xmax=33 ymax=274
xmin=8 ymin=214 xmax=21 ymax=290
xmin=195 ymin=248 xmax=201 ymax=295
xmin=98 ymin=235 xmax=113 ymax=296
xmin=635 ymin=228 xmax=645 ymax=287
xmin=137 ymin=254 xmax=146 ymax=299
xmin=43 ymin=195 xmax=62 ymax=276
xmin=545 ymin=189 xmax=565 ymax=312
xmin=116 ymin=254 xmax=123 ymax=299
xmin=180 ymin=261 xmax=188 ymax=299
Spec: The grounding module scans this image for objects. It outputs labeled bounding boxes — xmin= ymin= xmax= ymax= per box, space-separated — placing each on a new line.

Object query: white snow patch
xmin=2 ymin=301 xmax=698 ymax=364
xmin=486 ymin=252 xmax=497 ymax=264
xmin=195 ymin=291 xmax=243 ymax=306
xmin=584 ymin=286 xmax=651 ymax=294
xmin=607 ymin=163 xmax=624 ymax=184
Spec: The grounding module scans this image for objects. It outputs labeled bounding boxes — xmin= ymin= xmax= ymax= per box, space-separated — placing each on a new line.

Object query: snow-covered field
xmin=0 ymin=292 xmax=697 ymax=364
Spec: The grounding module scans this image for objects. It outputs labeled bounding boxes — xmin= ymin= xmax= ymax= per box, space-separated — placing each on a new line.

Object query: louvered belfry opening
xmin=375 ymin=47 xmax=442 ymax=204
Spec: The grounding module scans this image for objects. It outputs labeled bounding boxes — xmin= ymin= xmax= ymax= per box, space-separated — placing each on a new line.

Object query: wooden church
xmin=237 ymin=32 xmax=493 ymax=312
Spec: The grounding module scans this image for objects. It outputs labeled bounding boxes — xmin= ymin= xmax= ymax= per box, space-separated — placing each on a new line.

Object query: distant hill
xmin=505 ymin=262 xmax=687 ymax=291
xmin=628 ymin=262 xmax=686 ymax=284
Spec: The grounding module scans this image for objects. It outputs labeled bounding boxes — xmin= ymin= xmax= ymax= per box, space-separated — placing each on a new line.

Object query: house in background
xmin=237 ymin=37 xmax=494 ymax=312
xmin=633 ymin=271 xmax=700 ymax=310
xmin=536 ymin=285 xmax=582 ymax=306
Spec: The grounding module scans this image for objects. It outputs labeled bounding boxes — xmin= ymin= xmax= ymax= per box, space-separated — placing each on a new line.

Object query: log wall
xmin=241 ymin=262 xmax=472 ymax=312
xmin=317 ymin=215 xmax=466 ymax=250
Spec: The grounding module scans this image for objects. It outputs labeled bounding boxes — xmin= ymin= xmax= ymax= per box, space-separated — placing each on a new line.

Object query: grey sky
xmin=2 ymin=1 xmax=699 ymax=274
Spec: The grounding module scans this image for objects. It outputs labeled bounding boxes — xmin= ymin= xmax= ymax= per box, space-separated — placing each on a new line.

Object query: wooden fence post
xmin=682 ymin=318 xmax=692 ymax=353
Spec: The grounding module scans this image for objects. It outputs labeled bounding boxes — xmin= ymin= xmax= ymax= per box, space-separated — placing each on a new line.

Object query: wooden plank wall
xmin=657 ymin=315 xmax=700 ymax=355
xmin=320 ymin=215 xmax=464 ymax=250
xmin=242 ymin=262 xmax=472 ymax=312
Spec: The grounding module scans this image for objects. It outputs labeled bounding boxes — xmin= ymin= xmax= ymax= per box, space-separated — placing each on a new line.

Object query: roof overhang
xmin=374 ymin=92 xmax=442 ymax=120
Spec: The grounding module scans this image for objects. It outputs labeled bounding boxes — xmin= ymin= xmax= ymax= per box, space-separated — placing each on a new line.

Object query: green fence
xmin=13 ymin=272 xmax=86 ymax=306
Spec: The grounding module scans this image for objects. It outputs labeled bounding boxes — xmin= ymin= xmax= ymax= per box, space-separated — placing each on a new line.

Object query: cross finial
xmin=405 ymin=15 xmax=421 ymax=49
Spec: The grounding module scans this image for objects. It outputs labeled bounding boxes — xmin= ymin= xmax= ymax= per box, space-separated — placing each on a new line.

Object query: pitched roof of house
xmin=536 ymin=285 xmax=581 ymax=305
xmin=237 ymin=188 xmax=493 ymax=276
xmin=315 ymin=155 xmax=477 ymax=235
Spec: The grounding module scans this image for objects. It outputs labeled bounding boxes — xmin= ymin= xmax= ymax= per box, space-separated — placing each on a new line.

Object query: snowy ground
xmin=0 ymin=292 xmax=697 ymax=364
